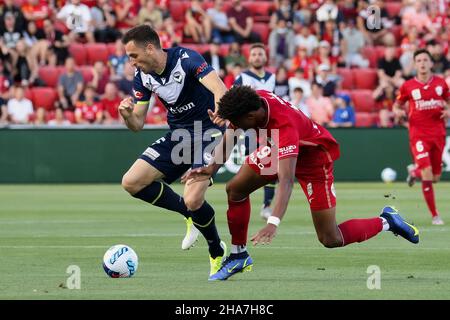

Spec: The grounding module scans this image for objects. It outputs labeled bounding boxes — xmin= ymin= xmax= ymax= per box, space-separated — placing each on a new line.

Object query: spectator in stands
xmin=152 ymin=18 xmax=182 ymax=48
xmin=101 ymin=82 xmax=122 ymax=124
xmin=290 ymin=46 xmax=314 ymax=81
xmin=328 ymin=94 xmax=355 ymax=128
xmin=6 ymin=86 xmax=33 ymax=124
xmin=316 ymin=0 xmax=344 ymax=26
xmin=289 ymin=86 xmax=309 ymax=118
xmin=315 ymin=63 xmax=338 ymax=97
xmin=274 ymin=66 xmax=290 ymax=100
xmin=21 ymin=0 xmax=50 ymax=31
xmin=42 ymin=19 xmax=69 ymax=66
xmin=428 ymin=41 xmax=450 ymax=76
xmin=376 ymin=46 xmax=404 ymax=90
xmin=0 ymin=61 xmax=12 ymax=100
xmin=357 ymin=0 xmax=395 ymax=46
xmin=23 ymin=21 xmax=48 ymax=67
xmin=313 ymin=40 xmax=338 ymax=74
xmin=223 ymin=62 xmax=242 ymax=88
xmin=56 ymin=0 xmax=95 ymax=43
xmin=270 ymin=0 xmax=294 ymax=29
xmin=288 ymin=67 xmax=311 ymax=99
xmin=202 ymin=41 xmax=226 ymax=79
xmin=1 ymin=12 xmax=23 ymax=50
xmin=91 ymin=0 xmax=122 ymax=43
xmin=402 ymin=0 xmax=434 ymax=36
xmin=227 ymin=0 xmax=261 ymax=44
xmin=320 ymin=19 xmax=343 ymax=65
xmin=90 ymin=61 xmax=110 ymax=95
xmin=373 ymin=83 xmax=396 ymax=128
xmin=108 ymin=40 xmax=128 ymax=80
xmin=0 ymin=98 xmax=7 ymax=124
xmin=184 ymin=0 xmax=211 ymax=44
xmin=399 ymin=42 xmax=417 ymax=80
xmin=116 ymin=61 xmax=134 ymax=97
xmin=305 ymin=82 xmax=334 ymax=126
xmin=268 ymin=18 xmax=295 ymax=68
xmin=294 ymin=25 xmax=318 ymax=57
xmin=75 ymin=85 xmax=104 ymax=124
xmin=225 ymin=42 xmax=247 ymax=72
xmin=0 ymin=0 xmax=27 ymax=34
xmin=207 ymin=0 xmax=235 ymax=44
xmin=294 ymin=0 xmax=313 ymax=26
xmin=57 ymin=57 xmax=84 ymax=111
xmin=342 ymin=19 xmax=369 ymax=68
xmin=114 ymin=0 xmax=139 ymax=30
xmin=139 ymin=0 xmax=163 ymax=28
xmin=48 ymin=108 xmax=71 ymax=126
xmin=0 ymin=39 xmax=12 ymax=76
xmin=12 ymin=40 xmax=40 ymax=87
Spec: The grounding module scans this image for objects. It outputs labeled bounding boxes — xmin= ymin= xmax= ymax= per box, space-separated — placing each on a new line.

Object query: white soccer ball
xmin=103 ymin=244 xmax=138 ymax=278
xmin=381 ymin=168 xmax=397 ymax=183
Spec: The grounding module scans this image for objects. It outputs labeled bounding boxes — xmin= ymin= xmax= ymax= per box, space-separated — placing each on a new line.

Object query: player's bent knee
xmin=318 ymin=235 xmax=342 ymax=248
xmin=225 ymin=182 xmax=246 ymax=202
xmin=121 ymin=174 xmax=143 ymax=195
xmin=184 ymin=196 xmax=204 ymax=211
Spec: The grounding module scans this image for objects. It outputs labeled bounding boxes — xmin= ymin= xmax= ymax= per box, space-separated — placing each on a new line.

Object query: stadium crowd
xmin=0 ymin=0 xmax=448 ymax=127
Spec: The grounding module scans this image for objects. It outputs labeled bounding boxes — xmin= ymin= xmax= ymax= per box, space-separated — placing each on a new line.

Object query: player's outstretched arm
xmin=118 ymin=97 xmax=149 ymax=132
xmin=199 ymin=71 xmax=228 ymax=127
xmin=251 ymin=157 xmax=297 ymax=246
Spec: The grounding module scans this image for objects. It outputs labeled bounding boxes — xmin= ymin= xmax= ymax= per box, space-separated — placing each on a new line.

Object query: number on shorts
xmin=416 ymin=141 xmax=424 ymax=153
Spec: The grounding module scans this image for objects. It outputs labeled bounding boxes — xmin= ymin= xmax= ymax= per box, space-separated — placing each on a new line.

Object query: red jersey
xmin=256 ymin=90 xmax=340 ymax=167
xmin=101 ymin=97 xmax=121 ymax=120
xmin=76 ymin=101 xmax=103 ymax=123
xmin=396 ymin=76 xmax=449 ymax=139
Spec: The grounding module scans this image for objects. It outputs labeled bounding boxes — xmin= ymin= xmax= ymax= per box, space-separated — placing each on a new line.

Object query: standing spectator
xmin=289 ymin=86 xmax=309 ymax=118
xmin=57 ymin=57 xmax=84 ymax=110
xmin=274 ymin=66 xmax=290 ymax=100
xmin=21 ymin=0 xmax=50 ymax=31
xmin=42 ymin=19 xmax=69 ymax=66
xmin=305 ymin=82 xmax=334 ymax=126
xmin=342 ymin=19 xmax=369 ymax=68
xmin=56 ymin=0 xmax=95 ymax=43
xmin=377 ymin=46 xmax=404 ymax=90
xmin=108 ymin=40 xmax=128 ymax=80
xmin=315 ymin=64 xmax=338 ymax=97
xmin=268 ymin=18 xmax=295 ymax=68
xmin=328 ymin=94 xmax=355 ymax=128
xmin=294 ymin=25 xmax=318 ymax=57
xmin=202 ymin=41 xmax=226 ymax=79
xmin=0 ymin=0 xmax=27 ymax=33
xmin=207 ymin=0 xmax=235 ymax=44
xmin=138 ymin=0 xmax=163 ymax=28
xmin=7 ymin=86 xmax=34 ymax=124
xmin=75 ymin=85 xmax=104 ymax=124
xmin=116 ymin=61 xmax=134 ymax=97
xmin=91 ymin=0 xmax=122 ymax=43
xmin=184 ymin=0 xmax=211 ymax=44
xmin=227 ymin=0 xmax=261 ymax=44
xmin=288 ymin=67 xmax=311 ymax=98
xmin=48 ymin=108 xmax=71 ymax=126
xmin=101 ymin=82 xmax=122 ymax=124
xmin=90 ymin=61 xmax=110 ymax=95
xmin=12 ymin=40 xmax=40 ymax=87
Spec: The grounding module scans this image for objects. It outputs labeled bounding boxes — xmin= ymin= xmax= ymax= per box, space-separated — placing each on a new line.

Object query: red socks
xmin=227 ymin=197 xmax=251 ymax=245
xmin=338 ymin=218 xmax=383 ymax=246
xmin=422 ymin=181 xmax=438 ymax=217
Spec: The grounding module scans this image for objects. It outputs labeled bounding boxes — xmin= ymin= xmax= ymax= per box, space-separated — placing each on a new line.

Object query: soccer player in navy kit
xmin=118 ymin=25 xmax=227 ymax=277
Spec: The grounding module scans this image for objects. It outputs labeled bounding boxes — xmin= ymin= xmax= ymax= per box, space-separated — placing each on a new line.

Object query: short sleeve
xmin=133 ymin=70 xmax=152 ymax=105
xmin=396 ymin=82 xmax=409 ymax=104
xmin=277 ymin=123 xmax=300 ymax=160
xmin=182 ymin=48 xmax=214 ymax=81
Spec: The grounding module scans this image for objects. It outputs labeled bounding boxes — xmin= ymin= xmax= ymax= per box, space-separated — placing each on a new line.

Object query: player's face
xmin=125 ymin=41 xmax=157 ymax=74
xmin=230 ymin=113 xmax=258 ymax=130
xmin=414 ymin=53 xmax=433 ymax=75
xmin=249 ymin=48 xmax=267 ymax=69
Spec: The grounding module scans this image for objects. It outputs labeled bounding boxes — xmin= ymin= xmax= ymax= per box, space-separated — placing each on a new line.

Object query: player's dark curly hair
xmin=218 ymin=86 xmax=262 ymax=121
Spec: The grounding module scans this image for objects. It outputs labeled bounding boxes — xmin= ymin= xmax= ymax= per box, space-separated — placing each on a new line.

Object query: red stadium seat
xmin=353 ymin=68 xmax=378 ymax=90
xmin=179 ymin=43 xmax=210 ymax=54
xmin=385 ymin=2 xmax=402 ymax=18
xmin=85 ymin=43 xmax=109 ymax=64
xmin=31 ymin=87 xmax=58 ymax=111
xmin=64 ymin=110 xmax=76 ymax=123
xmin=243 ymin=1 xmax=273 ymax=22
xmin=38 ymin=66 xmax=64 ymax=87
xmin=361 ymin=46 xmax=378 ymax=68
xmin=355 ymin=112 xmax=378 ymax=127
xmin=252 ymin=23 xmax=270 ymax=43
xmin=69 ymin=43 xmax=87 ymax=65
xmin=337 ymin=68 xmax=354 ymax=90
xmin=169 ymin=1 xmax=190 ymax=22
xmin=76 ymin=66 xmax=94 ymax=82
xmin=351 ymin=90 xmax=376 ymax=112
xmin=107 ymin=43 xmax=116 ymax=56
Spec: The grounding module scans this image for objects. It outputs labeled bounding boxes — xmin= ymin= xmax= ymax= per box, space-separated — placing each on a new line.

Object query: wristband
xmin=267 ymin=216 xmax=281 ymax=227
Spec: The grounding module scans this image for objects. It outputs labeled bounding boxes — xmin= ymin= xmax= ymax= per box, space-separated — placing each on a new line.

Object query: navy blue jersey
xmin=133 ymin=47 xmax=216 ymax=130
xmin=234 ymin=70 xmax=275 ymax=92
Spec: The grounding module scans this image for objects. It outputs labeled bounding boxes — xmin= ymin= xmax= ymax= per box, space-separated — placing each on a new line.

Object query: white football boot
xmin=181 ymin=217 xmax=200 ymax=250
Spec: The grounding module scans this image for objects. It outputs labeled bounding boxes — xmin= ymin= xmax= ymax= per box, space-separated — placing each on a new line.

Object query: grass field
xmin=1 ymin=182 xmax=450 ymax=300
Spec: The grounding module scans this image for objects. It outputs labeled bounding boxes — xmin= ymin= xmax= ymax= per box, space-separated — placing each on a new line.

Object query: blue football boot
xmin=208 ymin=253 xmax=253 ymax=281
xmin=380 ymin=206 xmax=419 ymax=244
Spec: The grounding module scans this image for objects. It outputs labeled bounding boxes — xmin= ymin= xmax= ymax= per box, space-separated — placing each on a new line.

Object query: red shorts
xmin=409 ymin=136 xmax=445 ymax=175
xmin=245 ymin=146 xmax=336 ymax=211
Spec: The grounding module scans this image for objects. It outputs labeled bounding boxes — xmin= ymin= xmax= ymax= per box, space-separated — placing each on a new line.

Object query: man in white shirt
xmin=56 ymin=0 xmax=94 ymax=43
xmin=7 ymin=86 xmax=34 ymax=124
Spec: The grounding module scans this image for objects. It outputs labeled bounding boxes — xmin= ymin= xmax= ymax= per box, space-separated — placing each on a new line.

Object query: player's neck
xmin=257 ymin=99 xmax=269 ymax=128
xmin=155 ymin=51 xmax=168 ymax=75
xmin=416 ymin=73 xmax=432 ymax=84
xmin=250 ymin=67 xmax=265 ymax=77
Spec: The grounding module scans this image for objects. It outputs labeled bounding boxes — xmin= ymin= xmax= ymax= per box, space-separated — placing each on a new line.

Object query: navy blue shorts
xmin=139 ymin=128 xmax=224 ymax=184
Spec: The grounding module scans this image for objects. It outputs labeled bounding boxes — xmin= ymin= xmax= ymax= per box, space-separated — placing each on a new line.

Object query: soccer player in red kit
xmin=183 ymin=86 xmax=420 ymax=281
xmin=393 ymin=49 xmax=449 ymax=225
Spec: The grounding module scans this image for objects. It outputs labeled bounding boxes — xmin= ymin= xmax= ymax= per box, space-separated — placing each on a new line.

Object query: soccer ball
xmin=102 ymin=244 xmax=138 ymax=278
xmin=381 ymin=168 xmax=397 ymax=183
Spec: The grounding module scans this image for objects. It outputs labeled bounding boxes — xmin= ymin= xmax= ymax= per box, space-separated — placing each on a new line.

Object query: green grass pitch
xmin=1 ymin=182 xmax=450 ymax=300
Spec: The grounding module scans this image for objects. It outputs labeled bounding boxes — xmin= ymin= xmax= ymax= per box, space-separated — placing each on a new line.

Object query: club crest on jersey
xmin=411 ymin=89 xmax=421 ymax=100
xmin=435 ymin=86 xmax=443 ymax=96
xmin=173 ymin=71 xmax=183 ymax=83
xmin=133 ymin=90 xmax=143 ymax=99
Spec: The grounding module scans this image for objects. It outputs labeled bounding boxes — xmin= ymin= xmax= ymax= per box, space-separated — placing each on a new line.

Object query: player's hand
xmin=393 ymin=107 xmax=406 ymax=120
xmin=251 ymin=224 xmax=277 ymax=246
xmin=181 ymin=165 xmax=214 ymax=185
xmin=119 ymin=97 xmax=134 ymax=119
xmin=208 ymin=109 xmax=226 ymax=127
xmin=440 ymin=109 xmax=449 ymax=121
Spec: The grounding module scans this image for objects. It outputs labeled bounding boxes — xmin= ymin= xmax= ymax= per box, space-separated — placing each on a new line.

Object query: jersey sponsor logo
xmin=435 ymin=86 xmax=443 ymax=96
xmin=414 ymin=99 xmax=445 ymax=110
xmin=196 ymin=62 xmax=208 ymax=76
xmin=133 ymin=89 xmax=144 ymax=99
xmin=411 ymin=89 xmax=421 ymax=100
xmin=181 ymin=52 xmax=189 ymax=59
xmin=168 ymin=102 xmax=195 ymax=114
xmin=416 ymin=152 xmax=429 ymax=160
xmin=173 ymin=71 xmax=183 ymax=83
xmin=143 ymin=147 xmax=160 ymax=160
xmin=279 ymin=145 xmax=297 ymax=156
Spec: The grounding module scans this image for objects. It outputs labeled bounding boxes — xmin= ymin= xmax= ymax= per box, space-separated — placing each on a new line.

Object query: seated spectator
xmin=108 ymin=40 xmax=128 ymax=80
xmin=57 ymin=57 xmax=84 ymax=110
xmin=91 ymin=0 xmax=122 ymax=43
xmin=290 ymin=46 xmax=314 ymax=81
xmin=373 ymin=84 xmax=396 ymax=128
xmin=268 ymin=18 xmax=295 ymax=68
xmin=223 ymin=63 xmax=242 ymax=88
xmin=12 ymin=40 xmax=40 ymax=87
xmin=75 ymin=85 xmax=104 ymax=124
xmin=320 ymin=19 xmax=343 ymax=66
xmin=153 ymin=18 xmax=182 ymax=48
xmin=315 ymin=0 xmax=344 ymax=25
xmin=21 ymin=0 xmax=50 ymax=31
xmin=116 ymin=61 xmax=135 ymax=97
xmin=270 ymin=0 xmax=294 ymax=30
xmin=207 ymin=0 xmax=235 ymax=44
xmin=227 ymin=0 xmax=261 ymax=44
xmin=357 ymin=0 xmax=395 ymax=46
xmin=1 ymin=12 xmax=23 ymax=50
xmin=305 ymin=82 xmax=334 ymax=126
xmin=90 ymin=61 xmax=110 ymax=95
xmin=6 ymin=86 xmax=33 ymax=124
xmin=428 ymin=41 xmax=450 ymax=76
xmin=56 ymin=0 xmax=95 ymax=43
xmin=274 ymin=66 xmax=290 ymax=100
xmin=328 ymin=94 xmax=355 ymax=128
xmin=313 ymin=40 xmax=338 ymax=74
xmin=399 ymin=43 xmax=417 ymax=80
xmin=402 ymin=0 xmax=435 ymax=36
xmin=0 ymin=0 xmax=27 ymax=33
xmin=23 ymin=21 xmax=48 ymax=67
xmin=114 ymin=0 xmax=139 ymax=30
xmin=288 ymin=68 xmax=311 ymax=99
xmin=202 ymin=41 xmax=226 ymax=78
xmin=289 ymin=86 xmax=309 ymax=118
xmin=48 ymin=108 xmax=71 ymax=126
xmin=101 ymin=82 xmax=122 ymax=124
xmin=294 ymin=25 xmax=318 ymax=57
xmin=225 ymin=42 xmax=247 ymax=72
xmin=0 ymin=98 xmax=7 ymax=124
xmin=342 ymin=19 xmax=369 ymax=68
xmin=294 ymin=0 xmax=313 ymax=26
xmin=139 ymin=0 xmax=163 ymax=28
xmin=377 ymin=46 xmax=404 ymax=90
xmin=42 ymin=19 xmax=69 ymax=66
xmin=314 ymin=64 xmax=338 ymax=97
xmin=184 ymin=0 xmax=211 ymax=44
xmin=0 ymin=62 xmax=12 ymax=100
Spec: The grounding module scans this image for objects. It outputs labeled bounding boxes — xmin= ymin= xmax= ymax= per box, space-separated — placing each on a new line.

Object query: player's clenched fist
xmin=119 ymin=97 xmax=134 ymax=119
